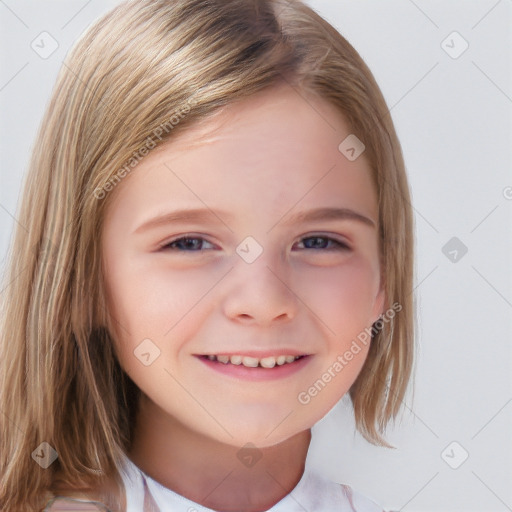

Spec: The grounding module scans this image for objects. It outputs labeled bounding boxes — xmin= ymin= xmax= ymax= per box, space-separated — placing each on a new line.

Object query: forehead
xmin=156 ymin=83 xmax=350 ymax=152
xmin=105 ymin=83 xmax=377 ymax=228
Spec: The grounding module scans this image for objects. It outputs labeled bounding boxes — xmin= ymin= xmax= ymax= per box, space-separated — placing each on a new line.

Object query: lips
xmin=201 ymin=354 xmax=305 ymax=368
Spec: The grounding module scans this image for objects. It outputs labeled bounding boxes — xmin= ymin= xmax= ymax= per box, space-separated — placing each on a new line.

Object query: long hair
xmin=0 ymin=0 xmax=415 ymax=509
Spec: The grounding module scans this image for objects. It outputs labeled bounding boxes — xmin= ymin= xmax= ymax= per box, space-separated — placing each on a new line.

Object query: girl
xmin=0 ymin=0 xmax=415 ymax=510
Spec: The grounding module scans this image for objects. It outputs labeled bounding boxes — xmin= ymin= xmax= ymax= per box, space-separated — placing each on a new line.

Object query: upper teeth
xmin=206 ymin=354 xmax=300 ymax=368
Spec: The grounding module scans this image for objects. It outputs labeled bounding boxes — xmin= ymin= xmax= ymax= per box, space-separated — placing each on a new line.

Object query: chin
xmin=211 ymin=408 xmax=309 ymax=448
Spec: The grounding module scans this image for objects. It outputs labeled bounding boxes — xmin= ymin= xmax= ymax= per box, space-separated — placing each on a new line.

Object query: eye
xmin=157 ymin=234 xmax=351 ymax=253
xmin=294 ymin=235 xmax=351 ymax=251
xmin=159 ymin=236 xmax=216 ymax=252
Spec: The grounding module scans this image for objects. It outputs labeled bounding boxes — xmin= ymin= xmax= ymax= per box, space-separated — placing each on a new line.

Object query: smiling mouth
xmin=199 ymin=354 xmax=308 ymax=368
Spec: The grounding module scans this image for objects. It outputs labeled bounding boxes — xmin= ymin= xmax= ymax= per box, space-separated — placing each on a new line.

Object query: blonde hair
xmin=0 ymin=0 xmax=415 ymax=509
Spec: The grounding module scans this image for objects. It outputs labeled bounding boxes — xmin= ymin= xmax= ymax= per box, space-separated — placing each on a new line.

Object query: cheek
xmin=296 ymin=255 xmax=380 ymax=336
xmin=103 ymin=257 xmax=220 ymax=361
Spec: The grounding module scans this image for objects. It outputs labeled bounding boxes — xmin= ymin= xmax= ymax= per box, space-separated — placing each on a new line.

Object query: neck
xmin=128 ymin=395 xmax=312 ymax=512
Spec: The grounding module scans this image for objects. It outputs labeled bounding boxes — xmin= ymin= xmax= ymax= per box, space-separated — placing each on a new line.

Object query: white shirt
xmin=119 ymin=454 xmax=385 ymax=512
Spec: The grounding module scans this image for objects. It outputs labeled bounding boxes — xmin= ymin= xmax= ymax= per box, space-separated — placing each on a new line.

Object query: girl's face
xmin=101 ymin=83 xmax=384 ymax=448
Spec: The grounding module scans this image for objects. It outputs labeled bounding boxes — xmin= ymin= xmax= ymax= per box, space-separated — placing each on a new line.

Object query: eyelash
xmin=158 ymin=235 xmax=351 ymax=252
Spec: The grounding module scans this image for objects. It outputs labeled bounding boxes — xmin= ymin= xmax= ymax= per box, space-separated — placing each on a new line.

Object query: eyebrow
xmin=133 ymin=206 xmax=376 ymax=234
xmin=280 ymin=207 xmax=376 ymax=228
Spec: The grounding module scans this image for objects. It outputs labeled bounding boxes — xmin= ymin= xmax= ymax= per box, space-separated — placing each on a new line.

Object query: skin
xmin=101 ymin=81 xmax=385 ymax=511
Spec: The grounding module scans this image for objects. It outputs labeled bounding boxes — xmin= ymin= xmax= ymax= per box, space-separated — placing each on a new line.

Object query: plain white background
xmin=0 ymin=1 xmax=511 ymax=511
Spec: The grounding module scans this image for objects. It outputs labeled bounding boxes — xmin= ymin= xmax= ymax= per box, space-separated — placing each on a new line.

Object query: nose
xmin=221 ymin=250 xmax=298 ymax=326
